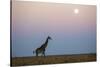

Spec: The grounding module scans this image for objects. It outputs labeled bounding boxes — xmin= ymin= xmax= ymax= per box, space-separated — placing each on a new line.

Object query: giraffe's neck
xmin=44 ymin=38 xmax=49 ymax=47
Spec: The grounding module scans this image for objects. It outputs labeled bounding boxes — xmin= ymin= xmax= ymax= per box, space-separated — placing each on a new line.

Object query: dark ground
xmin=11 ymin=53 xmax=96 ymax=66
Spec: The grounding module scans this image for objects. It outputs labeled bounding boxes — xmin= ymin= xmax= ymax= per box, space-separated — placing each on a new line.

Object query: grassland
xmin=11 ymin=53 xmax=96 ymax=66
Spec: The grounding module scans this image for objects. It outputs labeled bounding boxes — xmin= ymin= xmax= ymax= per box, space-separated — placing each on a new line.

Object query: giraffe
xmin=33 ymin=36 xmax=52 ymax=57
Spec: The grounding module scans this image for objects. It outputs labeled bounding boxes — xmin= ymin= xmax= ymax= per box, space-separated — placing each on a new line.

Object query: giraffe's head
xmin=48 ymin=36 xmax=52 ymax=40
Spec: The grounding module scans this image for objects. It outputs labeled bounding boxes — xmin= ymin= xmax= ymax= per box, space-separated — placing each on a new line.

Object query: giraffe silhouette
xmin=33 ymin=36 xmax=52 ymax=57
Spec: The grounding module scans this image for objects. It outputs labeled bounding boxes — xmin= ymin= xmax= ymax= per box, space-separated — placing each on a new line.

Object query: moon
xmin=74 ymin=9 xmax=79 ymax=14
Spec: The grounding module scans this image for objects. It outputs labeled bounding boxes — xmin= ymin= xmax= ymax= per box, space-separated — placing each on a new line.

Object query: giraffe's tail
xmin=33 ymin=50 xmax=35 ymax=54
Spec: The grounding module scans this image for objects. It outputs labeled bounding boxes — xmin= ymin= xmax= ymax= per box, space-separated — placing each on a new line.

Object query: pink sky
xmin=12 ymin=1 xmax=96 ymax=57
xmin=12 ymin=1 xmax=96 ymax=34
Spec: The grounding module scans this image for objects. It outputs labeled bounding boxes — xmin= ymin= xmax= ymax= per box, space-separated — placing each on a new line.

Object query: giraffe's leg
xmin=44 ymin=49 xmax=46 ymax=57
xmin=36 ymin=53 xmax=38 ymax=56
xmin=41 ymin=51 xmax=44 ymax=56
xmin=36 ymin=51 xmax=38 ymax=57
xmin=44 ymin=52 xmax=45 ymax=57
xmin=43 ymin=51 xmax=45 ymax=57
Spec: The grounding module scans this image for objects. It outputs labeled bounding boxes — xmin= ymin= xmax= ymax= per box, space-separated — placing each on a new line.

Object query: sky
xmin=12 ymin=1 xmax=96 ymax=57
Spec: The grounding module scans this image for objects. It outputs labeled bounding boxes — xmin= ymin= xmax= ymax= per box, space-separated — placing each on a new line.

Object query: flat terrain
xmin=11 ymin=53 xmax=96 ymax=66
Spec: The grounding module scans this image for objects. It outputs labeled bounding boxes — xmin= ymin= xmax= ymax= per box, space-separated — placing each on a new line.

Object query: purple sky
xmin=12 ymin=1 xmax=96 ymax=57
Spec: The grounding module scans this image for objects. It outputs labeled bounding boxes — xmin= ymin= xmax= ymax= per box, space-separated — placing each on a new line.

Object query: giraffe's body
xmin=33 ymin=36 xmax=52 ymax=57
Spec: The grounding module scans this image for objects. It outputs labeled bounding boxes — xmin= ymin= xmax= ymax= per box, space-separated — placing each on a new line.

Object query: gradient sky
xmin=12 ymin=1 xmax=96 ymax=57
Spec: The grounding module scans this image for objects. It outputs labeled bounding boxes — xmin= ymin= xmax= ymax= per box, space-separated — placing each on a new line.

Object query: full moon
xmin=74 ymin=9 xmax=79 ymax=14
